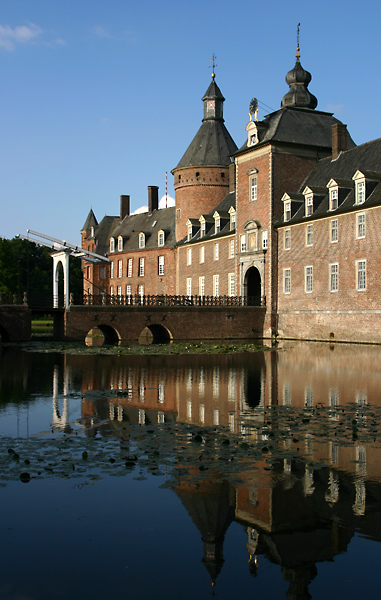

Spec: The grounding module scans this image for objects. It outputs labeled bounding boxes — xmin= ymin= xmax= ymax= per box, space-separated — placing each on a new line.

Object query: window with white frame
xmin=158 ymin=255 xmax=164 ymax=276
xmin=127 ymin=258 xmax=133 ymax=277
xmin=187 ymin=248 xmax=192 ymax=265
xmin=139 ymin=232 xmax=145 ymax=248
xmin=176 ymin=208 xmax=181 ymax=220
xmin=214 ymin=243 xmax=219 ymax=261
xmin=110 ymin=286 xmax=114 ymax=296
xmin=305 ymin=266 xmax=313 ymax=293
xmin=117 ymin=285 xmax=122 ymax=297
xmin=215 ymin=215 xmax=221 ymax=234
xmin=240 ymin=234 xmax=246 ymax=252
xmin=118 ymin=259 xmax=123 ymax=278
xmin=199 ymin=245 xmax=205 ymax=263
xmin=262 ymin=229 xmax=268 ymax=250
xmin=356 ymin=260 xmax=366 ymax=291
xmin=187 ymin=223 xmax=192 ymax=241
xmin=199 ymin=276 xmax=205 ymax=296
xmin=158 ymin=230 xmax=165 ymax=247
xmin=230 ymin=211 xmax=236 ymax=231
xmin=306 ymin=224 xmax=313 ymax=247
xmin=306 ymin=195 xmax=313 ymax=217
xmin=200 ymin=219 xmax=206 ymax=238
xmin=284 ymin=268 xmax=291 ymax=294
xmin=330 ymin=219 xmax=338 ymax=243
xmin=229 ymin=239 xmax=235 ymax=258
xmin=126 ymin=284 xmax=132 ymax=304
xmin=357 ymin=213 xmax=365 ymax=239
xmin=138 ymin=284 xmax=144 ymax=300
xmin=187 ymin=277 xmax=192 ymax=297
xmin=110 ymin=262 xmax=114 ymax=279
xmin=110 ymin=238 xmax=115 ymax=252
xmin=118 ymin=236 xmax=123 ymax=251
xmin=229 ymin=273 xmax=235 ymax=296
xmin=330 ymin=188 xmax=338 ymax=211
xmin=139 ymin=257 xmax=145 ymax=276
xmin=284 ymin=201 xmax=291 ymax=222
xmin=250 ymin=176 xmax=257 ymax=201
xmin=213 ymin=274 xmax=219 ymax=296
xmin=356 ymin=181 xmax=365 ymax=204
xmin=330 ymin=263 xmax=338 ymax=292
xmin=284 ymin=229 xmax=291 ymax=250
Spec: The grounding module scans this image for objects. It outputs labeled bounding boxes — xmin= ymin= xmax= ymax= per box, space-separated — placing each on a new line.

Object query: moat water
xmin=1 ymin=340 xmax=381 ymax=599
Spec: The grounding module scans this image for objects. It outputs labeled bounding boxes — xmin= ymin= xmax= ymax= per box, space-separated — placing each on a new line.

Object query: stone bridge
xmin=65 ymin=304 xmax=267 ymax=344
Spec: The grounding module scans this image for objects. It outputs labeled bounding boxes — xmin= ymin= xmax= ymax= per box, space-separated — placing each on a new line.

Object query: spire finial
xmin=296 ymin=23 xmax=301 ymax=60
xmin=210 ymin=54 xmax=217 ymax=80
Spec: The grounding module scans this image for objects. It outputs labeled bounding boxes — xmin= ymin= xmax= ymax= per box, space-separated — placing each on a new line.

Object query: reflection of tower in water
xmin=51 ymin=364 xmax=72 ymax=433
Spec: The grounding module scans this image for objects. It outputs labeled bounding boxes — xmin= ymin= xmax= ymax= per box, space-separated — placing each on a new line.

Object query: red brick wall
xmin=173 ymin=165 xmax=230 ymax=241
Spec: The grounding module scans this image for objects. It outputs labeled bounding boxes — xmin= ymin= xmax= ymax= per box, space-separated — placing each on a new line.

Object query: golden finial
xmin=210 ymin=54 xmax=217 ymax=80
xmin=296 ymin=23 xmax=301 ymax=60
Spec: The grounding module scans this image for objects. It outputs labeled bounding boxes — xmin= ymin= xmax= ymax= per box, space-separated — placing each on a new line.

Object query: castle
xmin=81 ymin=44 xmax=381 ymax=344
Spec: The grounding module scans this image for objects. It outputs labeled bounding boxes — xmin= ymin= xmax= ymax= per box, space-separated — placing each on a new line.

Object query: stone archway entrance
xmin=244 ymin=267 xmax=262 ymax=306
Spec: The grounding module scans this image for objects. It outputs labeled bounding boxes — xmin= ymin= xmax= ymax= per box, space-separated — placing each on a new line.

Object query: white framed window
xmin=117 ymin=285 xmax=122 ymax=297
xmin=230 ymin=211 xmax=236 ymax=231
xmin=215 ymin=216 xmax=221 ymax=234
xmin=356 ymin=260 xmax=366 ymax=291
xmin=139 ymin=257 xmax=145 ymax=276
xmin=127 ymin=258 xmax=133 ymax=277
xmin=284 ymin=229 xmax=291 ymax=250
xmin=330 ymin=263 xmax=338 ymax=292
xmin=262 ymin=230 xmax=268 ymax=250
xmin=187 ymin=223 xmax=192 ymax=241
xmin=330 ymin=188 xmax=338 ymax=211
xmin=138 ymin=284 xmax=144 ymax=299
xmin=250 ymin=176 xmax=257 ymax=201
xmin=284 ymin=268 xmax=291 ymax=294
xmin=158 ymin=230 xmax=165 ymax=247
xmin=214 ymin=243 xmax=219 ymax=261
xmin=306 ymin=224 xmax=313 ymax=247
xmin=199 ymin=404 xmax=205 ymax=424
xmin=200 ymin=246 xmax=205 ymax=263
xmin=110 ymin=262 xmax=114 ymax=279
xmin=118 ymin=259 xmax=123 ymax=278
xmin=213 ymin=274 xmax=219 ymax=296
xmin=110 ymin=238 xmax=115 ymax=253
xmin=176 ymin=208 xmax=181 ymax=220
xmin=118 ymin=236 xmax=123 ymax=251
xmin=229 ymin=273 xmax=235 ymax=296
xmin=240 ymin=234 xmax=246 ymax=252
xmin=199 ymin=276 xmax=205 ymax=296
xmin=330 ymin=219 xmax=338 ymax=243
xmin=200 ymin=219 xmax=206 ymax=238
xmin=139 ymin=232 xmax=145 ymax=249
xmin=284 ymin=201 xmax=291 ymax=222
xmin=306 ymin=195 xmax=313 ymax=217
xmin=158 ymin=255 xmax=164 ymax=276
xmin=187 ymin=248 xmax=192 ymax=265
xmin=229 ymin=239 xmax=234 ymax=258
xmin=126 ymin=285 xmax=132 ymax=304
xmin=357 ymin=213 xmax=365 ymax=239
xmin=187 ymin=277 xmax=192 ymax=297
xmin=356 ymin=181 xmax=365 ymax=204
xmin=110 ymin=286 xmax=114 ymax=296
xmin=305 ymin=266 xmax=313 ymax=293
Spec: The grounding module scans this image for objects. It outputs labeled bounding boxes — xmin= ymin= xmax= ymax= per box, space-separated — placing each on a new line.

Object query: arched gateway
xmin=244 ymin=267 xmax=262 ymax=306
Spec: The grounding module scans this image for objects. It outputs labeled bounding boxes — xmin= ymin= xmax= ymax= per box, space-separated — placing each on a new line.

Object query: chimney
xmin=120 ymin=195 xmax=130 ymax=220
xmin=148 ymin=186 xmax=159 ymax=213
xmin=332 ymin=123 xmax=347 ymax=160
xmin=229 ymin=162 xmax=236 ymax=192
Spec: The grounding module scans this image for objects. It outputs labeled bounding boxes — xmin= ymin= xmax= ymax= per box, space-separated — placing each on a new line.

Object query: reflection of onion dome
xmin=281 ymin=44 xmax=318 ymax=110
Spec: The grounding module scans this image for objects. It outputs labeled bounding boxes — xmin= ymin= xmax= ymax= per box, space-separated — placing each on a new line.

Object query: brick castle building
xmin=81 ymin=44 xmax=381 ymax=344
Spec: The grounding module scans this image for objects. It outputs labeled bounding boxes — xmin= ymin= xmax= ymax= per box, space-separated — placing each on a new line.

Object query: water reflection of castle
xmin=55 ymin=343 xmax=381 ymax=598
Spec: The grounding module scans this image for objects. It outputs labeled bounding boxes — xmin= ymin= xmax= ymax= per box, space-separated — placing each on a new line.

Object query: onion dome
xmin=281 ymin=43 xmax=318 ymax=110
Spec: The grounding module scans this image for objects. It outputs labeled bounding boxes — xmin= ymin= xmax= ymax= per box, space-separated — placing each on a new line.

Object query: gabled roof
xmin=81 ymin=208 xmax=98 ymax=233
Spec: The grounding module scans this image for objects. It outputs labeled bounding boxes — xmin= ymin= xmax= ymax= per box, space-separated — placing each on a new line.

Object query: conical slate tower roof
xmin=174 ymin=77 xmax=237 ymax=169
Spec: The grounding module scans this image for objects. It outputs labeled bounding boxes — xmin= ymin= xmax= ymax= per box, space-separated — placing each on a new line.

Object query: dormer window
xmin=139 ymin=232 xmax=145 ymax=249
xmin=215 ymin=215 xmax=221 ymax=234
xmin=110 ymin=237 xmax=115 ymax=252
xmin=199 ymin=218 xmax=206 ymax=238
xmin=229 ymin=207 xmax=236 ymax=231
xmin=284 ymin=201 xmax=291 ymax=222
xmin=356 ymin=181 xmax=365 ymax=204
xmin=118 ymin=236 xmax=123 ymax=251
xmin=306 ymin=196 xmax=313 ymax=217
xmin=187 ymin=222 xmax=192 ymax=241
xmin=330 ymin=189 xmax=338 ymax=211
xmin=158 ymin=230 xmax=165 ymax=247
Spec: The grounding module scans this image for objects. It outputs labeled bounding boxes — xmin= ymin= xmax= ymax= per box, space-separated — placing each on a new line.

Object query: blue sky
xmin=0 ymin=0 xmax=380 ymax=244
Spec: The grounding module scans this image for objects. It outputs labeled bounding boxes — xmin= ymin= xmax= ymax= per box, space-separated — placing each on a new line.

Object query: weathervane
xmin=296 ymin=22 xmax=301 ymax=59
xmin=249 ymin=97 xmax=258 ymax=122
xmin=210 ymin=54 xmax=217 ymax=80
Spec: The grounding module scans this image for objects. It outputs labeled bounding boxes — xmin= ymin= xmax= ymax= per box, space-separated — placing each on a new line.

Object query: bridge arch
xmin=85 ymin=324 xmax=121 ymax=346
xmin=139 ymin=324 xmax=172 ymax=344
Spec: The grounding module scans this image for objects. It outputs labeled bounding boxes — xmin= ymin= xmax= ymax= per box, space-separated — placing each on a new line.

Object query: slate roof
xmin=81 ymin=208 xmax=98 ymax=232
xmin=235 ymin=107 xmax=356 ymax=155
xmin=275 ymin=137 xmax=381 ymax=226
xmin=177 ymin=190 xmax=236 ymax=246
xmin=88 ymin=207 xmax=176 ymax=256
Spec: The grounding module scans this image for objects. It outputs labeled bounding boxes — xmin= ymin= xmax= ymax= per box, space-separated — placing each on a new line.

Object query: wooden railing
xmin=80 ymin=294 xmax=266 ymax=307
